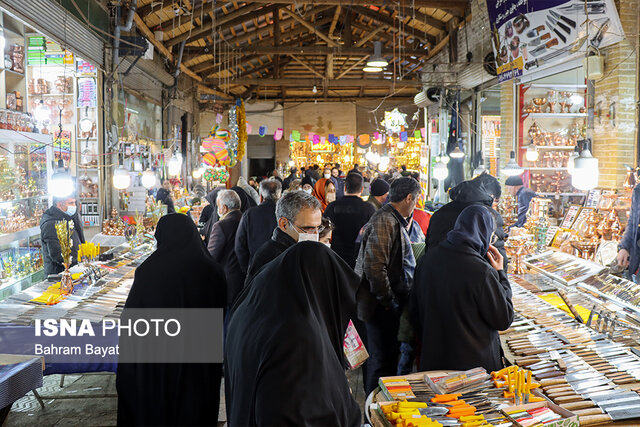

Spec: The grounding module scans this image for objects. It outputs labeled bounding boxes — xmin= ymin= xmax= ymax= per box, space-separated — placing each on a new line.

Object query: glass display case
xmin=26 ymin=36 xmax=102 ymax=229
xmin=0 ymin=129 xmax=52 ymax=300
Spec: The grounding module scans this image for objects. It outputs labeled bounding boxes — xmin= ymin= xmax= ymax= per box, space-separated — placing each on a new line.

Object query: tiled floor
xmin=7 ymin=367 xmax=368 ymax=426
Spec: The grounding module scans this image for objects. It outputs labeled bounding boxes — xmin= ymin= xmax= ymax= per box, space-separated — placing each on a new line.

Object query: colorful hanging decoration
xmin=414 ymin=130 xmax=421 ymax=139
xmin=216 ymin=113 xmax=223 ymax=124
xmin=291 ymin=130 xmax=300 ymax=142
xmin=204 ymin=166 xmax=229 ymax=183
xmin=215 ymin=129 xmax=230 ymax=141
xmin=246 ymin=123 xmax=252 ymax=134
xmin=400 ymin=131 xmax=408 ymax=142
xmin=236 ymin=100 xmax=247 ymax=163
xmin=259 ymin=125 xmax=267 ymax=137
xmin=275 ymin=128 xmax=284 ymax=141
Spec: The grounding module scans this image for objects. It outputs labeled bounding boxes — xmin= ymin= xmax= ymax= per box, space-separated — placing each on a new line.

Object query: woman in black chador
xmin=411 ymin=204 xmax=513 ymax=373
xmin=117 ymin=214 xmax=226 ymax=426
xmin=225 ymin=242 xmax=361 ymax=426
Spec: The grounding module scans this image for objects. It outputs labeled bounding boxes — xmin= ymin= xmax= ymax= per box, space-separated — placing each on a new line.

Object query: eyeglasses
xmin=289 ymin=220 xmax=325 ymax=235
xmin=490 ymin=233 xmax=498 ymax=245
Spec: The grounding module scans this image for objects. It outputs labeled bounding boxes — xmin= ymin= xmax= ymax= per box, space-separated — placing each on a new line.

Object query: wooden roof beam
xmin=213 ymin=45 xmax=428 ymax=56
xmin=245 ymin=0 xmax=468 ymax=12
xmin=226 ymin=77 xmax=423 ymax=87
xmin=280 ymin=7 xmax=338 ymax=47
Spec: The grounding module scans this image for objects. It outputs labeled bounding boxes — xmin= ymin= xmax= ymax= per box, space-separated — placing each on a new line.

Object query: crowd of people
xmin=117 ymin=165 xmax=517 ymax=426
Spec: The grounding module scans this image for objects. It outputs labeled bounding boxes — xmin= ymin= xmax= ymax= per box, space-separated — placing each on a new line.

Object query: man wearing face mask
xmin=208 ymin=190 xmax=244 ymax=309
xmin=330 ymin=167 xmax=345 ymax=199
xmin=355 ymin=177 xmax=422 ymax=394
xmin=40 ymin=196 xmax=85 ymax=275
xmin=245 ymin=191 xmax=322 ymax=282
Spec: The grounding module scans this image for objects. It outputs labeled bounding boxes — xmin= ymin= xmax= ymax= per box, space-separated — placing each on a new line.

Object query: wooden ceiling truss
xmin=131 ymin=0 xmax=469 ymax=103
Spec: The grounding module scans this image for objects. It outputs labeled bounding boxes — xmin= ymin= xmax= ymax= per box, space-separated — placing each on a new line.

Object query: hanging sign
xmin=485 ymin=0 xmax=623 ymax=82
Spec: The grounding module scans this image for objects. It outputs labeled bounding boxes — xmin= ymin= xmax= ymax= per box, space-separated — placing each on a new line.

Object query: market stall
xmin=0 ymin=240 xmax=154 ymax=375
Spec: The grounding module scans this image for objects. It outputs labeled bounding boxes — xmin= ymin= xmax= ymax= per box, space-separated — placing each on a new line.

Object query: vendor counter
xmin=0 ymin=242 xmax=154 ymax=375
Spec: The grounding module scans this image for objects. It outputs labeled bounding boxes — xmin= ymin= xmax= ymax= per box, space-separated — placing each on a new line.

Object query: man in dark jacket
xmin=367 ymin=179 xmax=390 ymax=210
xmin=324 ymin=173 xmax=375 ymax=268
xmin=40 ymin=196 xmax=85 ymax=275
xmin=208 ymin=190 xmax=244 ymax=308
xmin=282 ymin=167 xmax=298 ymax=190
xmin=618 ymin=182 xmax=640 ymax=281
xmin=235 ymin=179 xmax=282 ymax=274
xmin=355 ymin=177 xmax=421 ymax=394
xmin=330 ymin=167 xmax=345 ymax=199
xmin=426 ymin=172 xmax=507 ymax=269
xmin=246 ymin=190 xmax=322 ymax=281
xmin=505 ymin=175 xmax=537 ymax=228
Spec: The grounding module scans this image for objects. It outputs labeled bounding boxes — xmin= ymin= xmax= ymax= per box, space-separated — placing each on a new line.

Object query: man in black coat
xmin=426 ymin=172 xmax=508 ymax=269
xmin=245 ymin=190 xmax=322 ymax=282
xmin=324 ymin=173 xmax=375 ymax=268
xmin=282 ymin=167 xmax=298 ymax=190
xmin=208 ymin=190 xmax=244 ymax=308
xmin=235 ymin=179 xmax=282 ymax=274
xmin=40 ymin=196 xmax=85 ymax=275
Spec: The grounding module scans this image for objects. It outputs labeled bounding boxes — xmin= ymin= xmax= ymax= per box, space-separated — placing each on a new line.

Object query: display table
xmin=0 ymin=242 xmax=153 ymax=375
xmin=0 ymin=354 xmax=44 ymax=423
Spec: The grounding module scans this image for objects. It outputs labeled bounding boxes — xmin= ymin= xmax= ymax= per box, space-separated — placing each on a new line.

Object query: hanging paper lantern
xmin=259 ymin=125 xmax=267 ymax=137
xmin=328 ymin=134 xmax=337 ymax=144
xmin=202 ymin=136 xmax=225 ymax=151
xmin=312 ymin=134 xmax=320 ymax=145
xmin=356 ymin=134 xmax=372 ymax=149
xmin=275 ymin=128 xmax=284 ymax=141
xmin=339 ymin=135 xmax=347 ymax=145
xmin=291 ymin=130 xmax=300 ymax=142
xmin=414 ymin=130 xmax=421 ymax=139
xmin=400 ymin=131 xmax=408 ymax=142
xmin=204 ymin=168 xmax=215 ymax=181
xmin=420 ymin=127 xmax=426 ymax=138
xmin=347 ymin=135 xmax=355 ymax=144
xmin=246 ymin=123 xmax=252 ymax=133
xmin=216 ymin=113 xmax=223 ymax=124
xmin=215 ymin=129 xmax=230 ymax=142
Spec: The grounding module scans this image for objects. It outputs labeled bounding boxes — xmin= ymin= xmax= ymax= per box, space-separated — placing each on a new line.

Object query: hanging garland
xmin=236 ymin=100 xmax=247 ymax=163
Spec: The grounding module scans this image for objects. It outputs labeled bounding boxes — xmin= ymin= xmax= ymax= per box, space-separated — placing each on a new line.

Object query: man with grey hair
xmin=208 ymin=189 xmax=244 ymax=308
xmin=245 ymin=190 xmax=322 ymax=282
xmin=235 ymin=178 xmax=283 ymax=275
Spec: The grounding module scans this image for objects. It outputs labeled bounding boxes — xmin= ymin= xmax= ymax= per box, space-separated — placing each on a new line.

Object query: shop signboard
xmin=485 ymin=0 xmax=624 ymax=82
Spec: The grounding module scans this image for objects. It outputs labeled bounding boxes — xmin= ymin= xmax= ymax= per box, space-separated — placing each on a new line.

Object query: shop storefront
xmin=0 ymin=6 xmax=105 ymax=300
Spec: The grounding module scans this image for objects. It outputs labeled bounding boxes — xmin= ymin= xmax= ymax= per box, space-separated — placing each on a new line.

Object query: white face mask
xmin=326 ymin=193 xmax=336 ymax=203
xmin=217 ymin=206 xmax=226 ymax=218
xmin=304 ymin=188 xmax=313 ymax=194
xmin=298 ymin=233 xmax=319 ymax=242
xmin=324 ymin=173 xmax=331 ymax=179
xmin=66 ymin=205 xmax=77 ymax=216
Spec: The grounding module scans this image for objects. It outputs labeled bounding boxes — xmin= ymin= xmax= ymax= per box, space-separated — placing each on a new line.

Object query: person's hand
xmin=617 ymin=249 xmax=630 ymax=268
xmin=486 ymin=245 xmax=504 ymax=271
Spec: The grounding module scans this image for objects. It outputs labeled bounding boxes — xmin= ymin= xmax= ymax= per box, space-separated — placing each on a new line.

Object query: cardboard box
xmin=501 ymin=401 xmax=578 ymax=427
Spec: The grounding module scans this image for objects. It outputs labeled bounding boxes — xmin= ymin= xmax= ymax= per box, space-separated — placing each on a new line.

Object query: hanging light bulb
xmin=472 ymin=159 xmax=486 ymax=177
xmin=113 ymin=165 xmax=131 ymax=190
xmin=192 ymin=167 xmax=203 ymax=179
xmin=449 ymin=146 xmax=465 ymax=159
xmin=49 ymin=160 xmax=74 ymax=198
xmin=572 ymin=144 xmax=599 ymax=191
xmin=501 ymin=151 xmax=524 ymax=176
xmin=366 ymin=41 xmax=389 ymax=67
xmin=34 ymin=100 xmax=50 ymax=123
xmin=379 ymin=156 xmax=390 ymax=170
xmin=133 ymin=157 xmax=143 ymax=172
xmin=312 ymin=85 xmax=318 ymax=94
xmin=441 ymin=155 xmax=450 ymax=164
xmin=525 ymin=142 xmax=539 ymax=162
xmin=168 ymin=152 xmax=182 ymax=176
xmin=433 ymin=160 xmax=448 ymax=180
xmin=141 ymin=169 xmax=157 ymax=189
xmin=566 ymin=147 xmax=580 ymax=175
xmin=363 ymin=66 xmax=383 ymax=73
